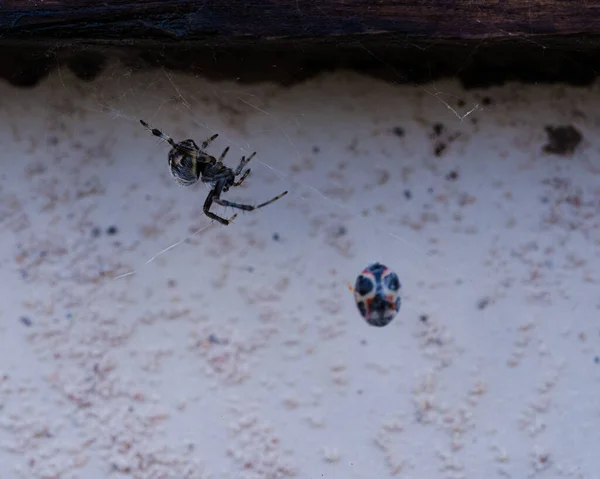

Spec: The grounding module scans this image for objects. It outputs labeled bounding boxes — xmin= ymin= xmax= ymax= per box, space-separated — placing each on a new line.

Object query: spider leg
xmin=254 ymin=190 xmax=288 ymax=208
xmin=201 ymin=171 xmax=233 ymax=184
xmin=214 ymin=190 xmax=288 ymax=212
xmin=233 ymin=169 xmax=251 ymax=187
xmin=140 ymin=120 xmax=179 ymax=149
xmin=203 ymin=181 xmax=238 ymax=225
xmin=217 ymin=146 xmax=230 ymax=164
xmin=140 ymin=119 xmax=198 ymax=153
xmin=201 ymin=134 xmax=219 ymax=150
xmin=229 ymin=152 xmax=255 ymax=186
xmin=234 ymin=152 xmax=256 ymax=175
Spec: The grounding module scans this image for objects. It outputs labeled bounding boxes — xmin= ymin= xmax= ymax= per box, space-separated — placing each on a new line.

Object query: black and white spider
xmin=140 ymin=120 xmax=288 ymax=225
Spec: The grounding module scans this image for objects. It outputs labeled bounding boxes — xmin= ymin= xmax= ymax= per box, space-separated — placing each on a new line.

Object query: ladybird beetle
xmin=347 ymin=262 xmax=401 ymax=327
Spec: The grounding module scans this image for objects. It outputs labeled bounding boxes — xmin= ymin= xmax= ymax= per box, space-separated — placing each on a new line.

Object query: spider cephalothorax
xmin=140 ymin=120 xmax=288 ymax=225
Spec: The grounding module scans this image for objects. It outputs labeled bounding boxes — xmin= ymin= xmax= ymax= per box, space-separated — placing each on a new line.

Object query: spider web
xmin=72 ymin=14 xmax=582 ymax=301
xmin=4 ymin=17 xmax=600 ymax=479
xmin=24 ymin=46 xmax=495 ymax=478
xmin=80 ymin=60 xmax=485 ymax=310
xmin=99 ymin=50 xmax=479 ymax=250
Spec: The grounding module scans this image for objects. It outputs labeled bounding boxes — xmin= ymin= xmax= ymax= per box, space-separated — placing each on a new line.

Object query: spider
xmin=140 ymin=120 xmax=288 ymax=225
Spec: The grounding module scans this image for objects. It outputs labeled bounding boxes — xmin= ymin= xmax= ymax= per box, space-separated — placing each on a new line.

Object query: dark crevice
xmin=1 ymin=38 xmax=600 ymax=89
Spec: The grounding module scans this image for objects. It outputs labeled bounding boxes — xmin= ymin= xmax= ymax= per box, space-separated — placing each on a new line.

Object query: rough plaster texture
xmin=0 ymin=66 xmax=598 ymax=478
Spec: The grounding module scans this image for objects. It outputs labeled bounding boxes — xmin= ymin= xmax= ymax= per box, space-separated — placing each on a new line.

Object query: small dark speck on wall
xmin=477 ymin=297 xmax=491 ymax=310
xmin=334 ymin=226 xmax=347 ymax=238
xmin=543 ymin=125 xmax=582 ymax=156
xmin=446 ymin=170 xmax=459 ymax=181
xmin=392 ymin=126 xmax=405 ymax=137
xmin=106 ymin=226 xmax=118 ymax=236
xmin=434 ymin=142 xmax=447 ymax=157
xmin=432 ymin=123 xmax=444 ymax=136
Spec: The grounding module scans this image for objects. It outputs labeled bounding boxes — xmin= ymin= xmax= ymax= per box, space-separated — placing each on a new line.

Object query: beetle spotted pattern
xmin=349 ymin=262 xmax=401 ymax=327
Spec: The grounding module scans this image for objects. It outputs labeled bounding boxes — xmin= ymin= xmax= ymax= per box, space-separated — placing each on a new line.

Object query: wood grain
xmin=1 ymin=1 xmax=600 ymax=88
xmin=1 ymin=0 xmax=600 ymax=41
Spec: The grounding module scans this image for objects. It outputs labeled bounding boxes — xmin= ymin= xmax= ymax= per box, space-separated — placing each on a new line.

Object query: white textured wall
xmin=0 ymin=64 xmax=598 ymax=479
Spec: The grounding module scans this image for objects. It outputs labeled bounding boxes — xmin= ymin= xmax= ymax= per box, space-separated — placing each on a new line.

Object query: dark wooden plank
xmin=1 ymin=1 xmax=600 ymax=89
xmin=2 ymin=0 xmax=600 ymax=42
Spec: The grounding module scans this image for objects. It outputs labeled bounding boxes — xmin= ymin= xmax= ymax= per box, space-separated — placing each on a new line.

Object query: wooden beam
xmin=1 ymin=1 xmax=599 ymax=89
xmin=1 ymin=0 xmax=600 ymax=42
